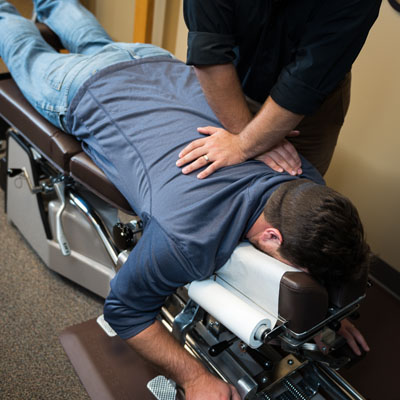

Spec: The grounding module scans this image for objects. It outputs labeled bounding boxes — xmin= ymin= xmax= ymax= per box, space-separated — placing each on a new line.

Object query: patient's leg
xmin=0 ymin=1 xmax=92 ymax=129
xmin=33 ymin=0 xmax=113 ymax=55
xmin=0 ymin=1 xmax=173 ymax=131
xmin=34 ymin=1 xmax=174 ymax=61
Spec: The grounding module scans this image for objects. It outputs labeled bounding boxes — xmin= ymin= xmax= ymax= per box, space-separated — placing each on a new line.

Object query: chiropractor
xmin=177 ymin=0 xmax=381 ymax=178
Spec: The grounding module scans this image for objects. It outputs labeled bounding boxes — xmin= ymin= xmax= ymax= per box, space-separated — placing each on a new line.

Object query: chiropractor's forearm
xmin=194 ymin=64 xmax=253 ymax=133
xmin=237 ymin=96 xmax=304 ymax=159
xmin=194 ymin=64 xmax=304 ymax=158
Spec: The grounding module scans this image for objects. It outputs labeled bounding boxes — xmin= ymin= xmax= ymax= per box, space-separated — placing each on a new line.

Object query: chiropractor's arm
xmin=179 ymin=0 xmax=381 ymax=179
xmin=192 ymin=64 xmax=253 ymax=134
xmin=127 ymin=320 xmax=240 ymax=400
xmin=176 ymin=63 xmax=304 ymax=179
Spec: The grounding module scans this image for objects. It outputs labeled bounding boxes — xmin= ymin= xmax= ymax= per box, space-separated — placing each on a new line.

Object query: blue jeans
xmin=0 ymin=0 xmax=173 ymax=131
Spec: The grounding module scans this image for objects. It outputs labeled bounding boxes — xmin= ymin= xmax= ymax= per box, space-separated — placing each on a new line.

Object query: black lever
xmin=208 ymin=337 xmax=237 ymax=357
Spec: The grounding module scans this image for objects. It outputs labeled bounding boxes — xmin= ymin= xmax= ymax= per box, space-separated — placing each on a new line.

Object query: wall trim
xmin=369 ymin=256 xmax=400 ymax=300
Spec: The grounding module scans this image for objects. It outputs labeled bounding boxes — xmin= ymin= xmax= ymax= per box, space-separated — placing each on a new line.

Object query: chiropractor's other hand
xmin=183 ymin=371 xmax=241 ymax=400
xmin=176 ymin=126 xmax=246 ymax=179
xmin=255 ymin=131 xmax=302 ymax=176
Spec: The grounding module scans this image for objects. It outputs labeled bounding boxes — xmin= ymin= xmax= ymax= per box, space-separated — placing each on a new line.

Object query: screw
xmin=261 ymin=376 xmax=268 ymax=384
xmin=264 ymin=360 xmax=273 ymax=369
xmin=287 ymin=359 xmax=294 ymax=365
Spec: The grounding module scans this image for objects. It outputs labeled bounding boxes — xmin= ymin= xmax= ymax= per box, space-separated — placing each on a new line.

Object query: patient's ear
xmin=260 ymin=227 xmax=283 ymax=251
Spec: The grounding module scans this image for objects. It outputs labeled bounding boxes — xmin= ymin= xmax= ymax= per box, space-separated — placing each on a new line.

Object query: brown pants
xmin=247 ymin=73 xmax=351 ymax=176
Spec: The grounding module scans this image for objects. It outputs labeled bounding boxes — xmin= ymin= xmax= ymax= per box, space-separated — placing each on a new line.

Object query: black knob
xmin=208 ymin=338 xmax=236 ymax=357
xmin=113 ymin=222 xmax=134 ymax=250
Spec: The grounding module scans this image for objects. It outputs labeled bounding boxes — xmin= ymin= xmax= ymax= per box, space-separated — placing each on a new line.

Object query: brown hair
xmin=264 ymin=179 xmax=370 ymax=285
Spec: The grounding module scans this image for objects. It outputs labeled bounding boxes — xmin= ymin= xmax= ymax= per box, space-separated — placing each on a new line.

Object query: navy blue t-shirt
xmin=66 ymin=57 xmax=323 ymax=339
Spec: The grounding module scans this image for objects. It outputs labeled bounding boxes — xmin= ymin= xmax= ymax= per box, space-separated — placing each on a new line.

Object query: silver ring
xmin=203 ymin=155 xmax=209 ymax=162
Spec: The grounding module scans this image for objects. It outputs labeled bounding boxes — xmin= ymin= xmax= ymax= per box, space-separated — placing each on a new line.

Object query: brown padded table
xmin=0 ymin=76 xmax=81 ymax=172
xmin=0 ymin=76 xmax=134 ymax=214
xmin=70 ymin=152 xmax=132 ymax=215
xmin=60 ymin=319 xmax=159 ymax=400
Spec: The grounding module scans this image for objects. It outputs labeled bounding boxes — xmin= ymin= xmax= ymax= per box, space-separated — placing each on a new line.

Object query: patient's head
xmin=260 ymin=179 xmax=370 ymax=285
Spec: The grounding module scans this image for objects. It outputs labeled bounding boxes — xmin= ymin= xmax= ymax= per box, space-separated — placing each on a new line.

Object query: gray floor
xmin=0 ymin=188 xmax=104 ymax=399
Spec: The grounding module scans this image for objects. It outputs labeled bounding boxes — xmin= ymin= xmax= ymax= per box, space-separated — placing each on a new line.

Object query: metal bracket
xmin=261 ymin=322 xmax=287 ymax=343
xmin=53 ymin=179 xmax=71 ymax=256
xmin=8 ymin=167 xmax=50 ymax=194
xmin=172 ymin=299 xmax=203 ymax=345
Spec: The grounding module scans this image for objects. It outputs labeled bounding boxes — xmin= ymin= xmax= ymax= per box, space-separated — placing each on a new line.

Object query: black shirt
xmin=184 ymin=0 xmax=381 ymax=114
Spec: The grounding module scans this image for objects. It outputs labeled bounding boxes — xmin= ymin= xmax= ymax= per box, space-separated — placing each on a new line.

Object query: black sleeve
xmin=270 ymin=0 xmax=382 ymax=115
xmin=183 ymin=0 xmax=237 ymax=65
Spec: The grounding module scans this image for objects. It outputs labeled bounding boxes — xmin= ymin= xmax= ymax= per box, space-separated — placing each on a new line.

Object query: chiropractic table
xmin=0 ymin=24 xmax=370 ymax=400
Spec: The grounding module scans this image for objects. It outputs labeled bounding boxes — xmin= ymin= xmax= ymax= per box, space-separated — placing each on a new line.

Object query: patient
xmin=0 ymin=1 xmax=370 ymax=399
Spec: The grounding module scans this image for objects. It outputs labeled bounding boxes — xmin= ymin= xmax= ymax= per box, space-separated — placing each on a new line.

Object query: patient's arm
xmin=127 ymin=320 xmax=240 ymax=400
xmin=314 ymin=318 xmax=369 ymax=356
xmin=337 ymin=318 xmax=370 ymax=356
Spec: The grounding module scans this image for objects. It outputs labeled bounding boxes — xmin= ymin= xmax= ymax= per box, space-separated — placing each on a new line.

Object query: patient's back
xmin=65 ymin=57 xmax=323 ymax=269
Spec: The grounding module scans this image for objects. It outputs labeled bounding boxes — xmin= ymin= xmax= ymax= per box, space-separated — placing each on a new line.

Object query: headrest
xmin=190 ymin=243 xmax=367 ymax=336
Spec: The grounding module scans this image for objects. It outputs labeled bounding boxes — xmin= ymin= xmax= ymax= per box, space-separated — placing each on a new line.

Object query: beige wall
xmin=86 ymin=0 xmax=185 ymax=57
xmin=85 ymin=0 xmax=135 ymax=42
xmin=325 ymin=2 xmax=400 ymax=271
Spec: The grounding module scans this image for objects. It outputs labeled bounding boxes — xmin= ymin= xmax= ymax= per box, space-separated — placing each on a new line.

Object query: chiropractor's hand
xmin=176 ymin=126 xmax=303 ymax=178
xmin=255 ymin=132 xmax=302 ymax=176
xmin=176 ymin=126 xmax=246 ymax=179
xmin=183 ymin=371 xmax=241 ymax=400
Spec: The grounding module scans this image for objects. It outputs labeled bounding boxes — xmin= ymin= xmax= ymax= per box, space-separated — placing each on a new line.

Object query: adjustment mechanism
xmin=113 ymin=220 xmax=143 ymax=251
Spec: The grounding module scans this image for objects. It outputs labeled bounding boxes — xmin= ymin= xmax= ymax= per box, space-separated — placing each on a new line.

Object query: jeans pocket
xmin=44 ymin=54 xmax=86 ymax=91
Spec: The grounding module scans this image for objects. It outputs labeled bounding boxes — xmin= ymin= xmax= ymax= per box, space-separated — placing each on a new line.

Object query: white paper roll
xmin=188 ymin=279 xmax=272 ymax=348
xmin=216 ymin=243 xmax=298 ymax=318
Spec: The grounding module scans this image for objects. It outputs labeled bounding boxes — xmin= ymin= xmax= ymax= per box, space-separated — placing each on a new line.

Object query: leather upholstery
xmin=0 ymin=78 xmax=81 ymax=171
xmin=279 ymin=268 xmax=368 ymax=333
xmin=0 ymin=77 xmax=134 ymax=213
xmin=279 ymin=272 xmax=329 ymax=333
xmin=70 ymin=152 xmax=133 ymax=214
xmin=327 ymin=266 xmax=369 ymax=309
